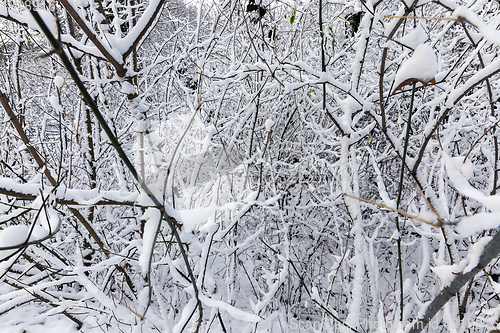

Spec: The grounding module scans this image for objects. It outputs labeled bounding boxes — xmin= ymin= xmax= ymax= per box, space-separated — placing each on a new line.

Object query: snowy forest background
xmin=1 ymin=0 xmax=500 ymax=332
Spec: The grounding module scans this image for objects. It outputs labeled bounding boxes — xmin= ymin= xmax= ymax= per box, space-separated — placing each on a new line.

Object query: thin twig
xmin=344 ymin=194 xmax=441 ymax=228
xmin=385 ymin=15 xmax=458 ymax=21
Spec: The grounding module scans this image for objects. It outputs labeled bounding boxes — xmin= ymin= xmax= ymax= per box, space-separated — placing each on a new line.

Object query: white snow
xmin=403 ymin=0 xmax=413 ymax=7
xmin=198 ymin=294 xmax=261 ymax=322
xmin=0 ymin=8 xmax=57 ymax=37
xmin=265 ymin=119 xmax=274 ymax=131
xmin=72 ymin=0 xmax=88 ymax=7
xmin=384 ymin=6 xmax=405 ymax=36
xmin=176 ymin=205 xmax=219 ymax=231
xmin=2 ymin=2 xmax=499 ymax=332
xmin=49 ymin=96 xmax=62 ymax=114
xmin=398 ymin=26 xmax=428 ymax=49
xmin=444 ymin=152 xmax=500 ymax=213
xmin=30 ymin=10 xmax=58 ymax=37
xmin=0 ymin=225 xmax=28 ymax=260
xmin=120 ymin=81 xmax=136 ymax=95
xmin=138 ymin=208 xmax=161 ymax=274
xmin=447 ymin=56 xmax=500 ymax=108
xmin=173 ymin=299 xmax=198 ymax=333
xmin=463 ymin=236 xmax=491 ymax=273
xmin=393 ymin=44 xmax=437 ymax=93
xmin=440 ymin=0 xmax=456 ymax=9
xmin=137 ymin=286 xmax=150 ymax=307
xmin=452 ymin=156 xmax=474 ymax=179
xmin=0 ymin=221 xmax=56 ymax=261
xmin=336 ymin=95 xmax=362 ymax=125
xmin=37 ymin=206 xmax=59 ymax=233
xmin=431 ymin=261 xmax=467 ymax=287
xmin=456 ymin=212 xmax=500 ymax=237
xmin=54 ymin=76 xmax=64 ymax=89
xmin=431 ymin=236 xmax=492 ymax=286
xmin=60 ymin=34 xmax=106 ymax=59
xmin=115 ymin=0 xmax=165 ymax=54
xmin=453 ymin=7 xmax=500 ymax=46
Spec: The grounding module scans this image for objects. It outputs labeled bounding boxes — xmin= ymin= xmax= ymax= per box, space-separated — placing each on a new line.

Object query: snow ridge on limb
xmin=0 ymin=177 xmax=145 ymax=207
xmin=409 ymin=233 xmax=500 ymax=333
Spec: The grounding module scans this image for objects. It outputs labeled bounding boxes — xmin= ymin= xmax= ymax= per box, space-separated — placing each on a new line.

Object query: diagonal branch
xmin=122 ymin=0 xmax=166 ymax=59
xmin=57 ymin=0 xmax=127 ymax=77
xmin=409 ymin=232 xmax=500 ymax=333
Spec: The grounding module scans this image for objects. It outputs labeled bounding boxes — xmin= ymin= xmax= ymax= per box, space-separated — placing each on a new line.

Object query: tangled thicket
xmin=0 ymin=0 xmax=500 ymax=332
